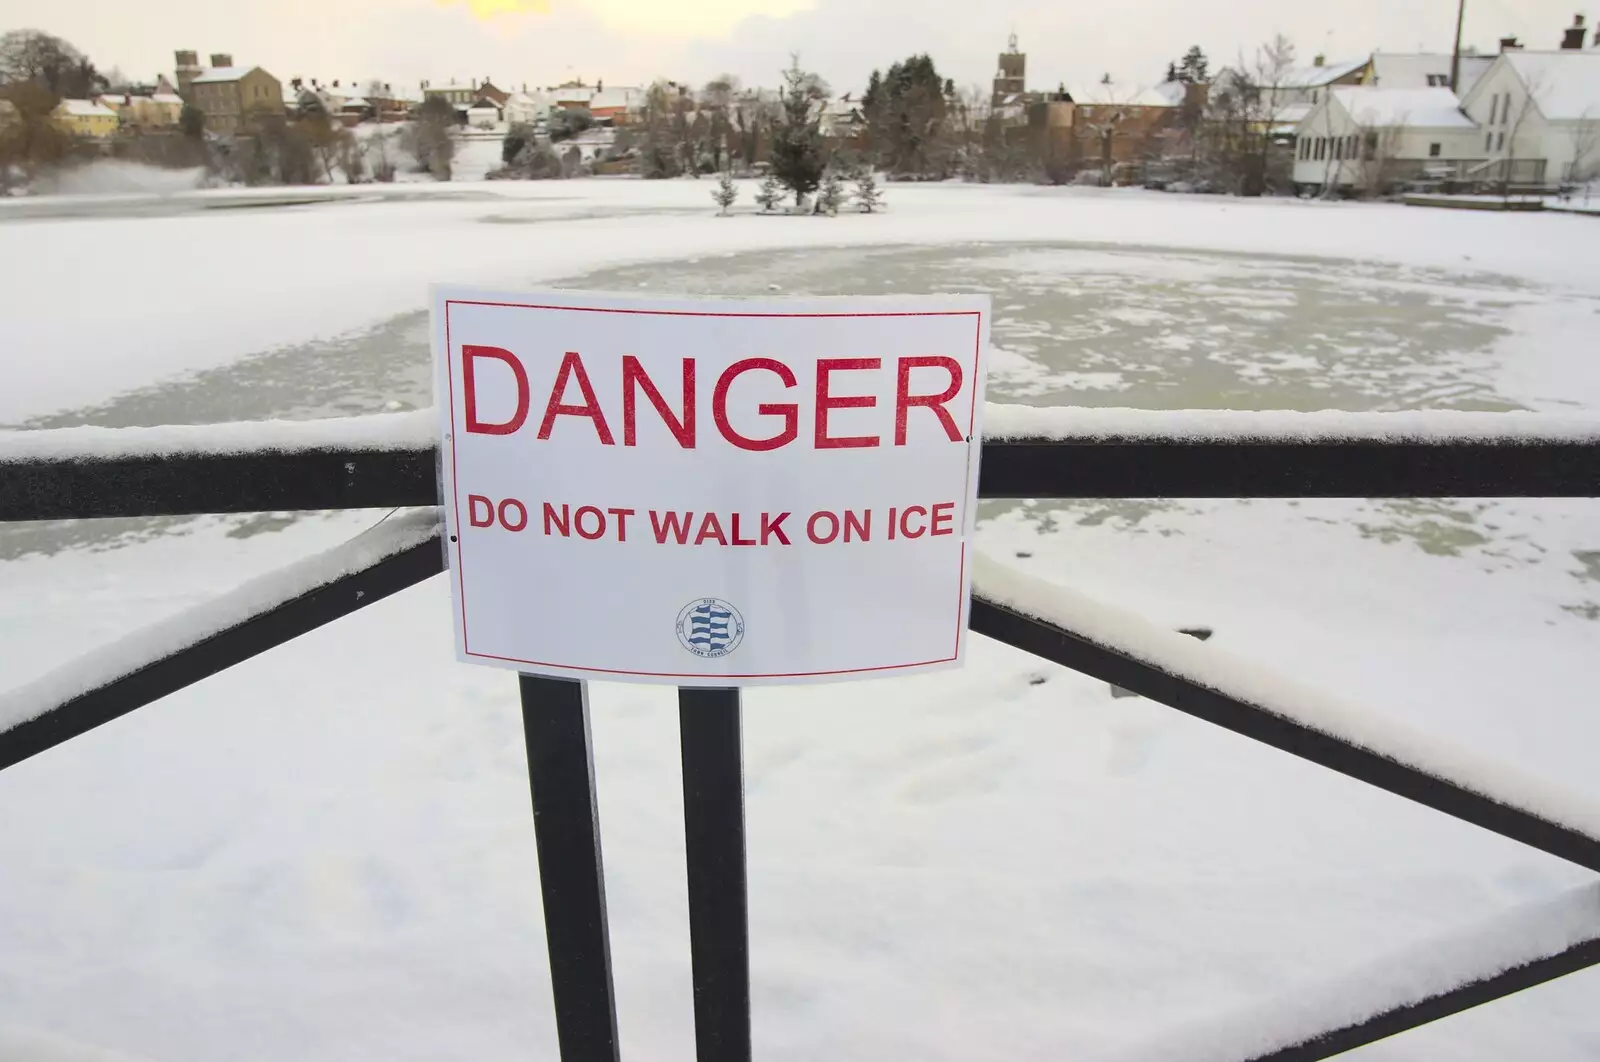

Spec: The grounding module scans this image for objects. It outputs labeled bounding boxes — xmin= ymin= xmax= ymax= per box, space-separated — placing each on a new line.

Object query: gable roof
xmin=1278 ymin=57 xmax=1370 ymax=88
xmin=1330 ymin=86 xmax=1473 ymax=127
xmin=1502 ymin=50 xmax=1600 ymax=120
xmin=192 ymin=66 xmax=262 ymax=85
xmin=590 ymin=87 xmax=641 ymax=111
xmin=59 ymin=98 xmax=118 ymax=118
xmin=1066 ymin=80 xmax=1175 ymax=107
xmin=1368 ymin=52 xmax=1494 ymax=95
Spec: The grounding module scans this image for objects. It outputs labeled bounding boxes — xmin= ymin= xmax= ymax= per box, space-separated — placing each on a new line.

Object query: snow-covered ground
xmin=2 ymin=180 xmax=1600 ymax=1062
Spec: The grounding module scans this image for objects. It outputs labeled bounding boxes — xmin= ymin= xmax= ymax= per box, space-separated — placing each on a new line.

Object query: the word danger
xmin=466 ymin=496 xmax=957 ymax=545
xmin=459 ymin=346 xmax=969 ymax=450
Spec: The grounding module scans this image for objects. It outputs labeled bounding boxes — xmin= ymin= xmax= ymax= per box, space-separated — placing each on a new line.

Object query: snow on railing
xmin=0 ymin=410 xmax=435 ymax=462
xmin=971 ymin=551 xmax=1600 ymax=841
xmin=981 ymin=405 xmax=1600 ymax=443
xmin=5 ymin=405 xmax=1600 ymax=465
xmin=0 ymin=508 xmax=440 ymax=735
xmin=1094 ymin=883 xmax=1600 ymax=1062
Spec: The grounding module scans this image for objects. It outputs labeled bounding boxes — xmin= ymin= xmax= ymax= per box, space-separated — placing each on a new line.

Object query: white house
xmin=1213 ymin=55 xmax=1370 ymax=133
xmin=466 ymin=101 xmax=503 ymax=129
xmin=1458 ymin=49 xmax=1600 ymax=184
xmin=1292 ymin=87 xmax=1478 ymax=192
xmin=504 ymin=90 xmax=550 ymax=127
xmin=1365 ymin=51 xmax=1495 ymax=96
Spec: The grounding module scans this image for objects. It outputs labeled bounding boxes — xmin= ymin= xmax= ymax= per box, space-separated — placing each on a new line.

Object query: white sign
xmin=432 ymin=286 xmax=991 ymax=686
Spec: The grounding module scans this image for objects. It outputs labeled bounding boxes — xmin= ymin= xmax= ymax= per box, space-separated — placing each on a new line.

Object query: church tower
xmin=992 ymin=33 xmax=1027 ymax=107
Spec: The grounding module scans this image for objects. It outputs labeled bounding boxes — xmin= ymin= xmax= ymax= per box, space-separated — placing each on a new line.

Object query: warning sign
xmin=432 ymin=286 xmax=990 ymax=685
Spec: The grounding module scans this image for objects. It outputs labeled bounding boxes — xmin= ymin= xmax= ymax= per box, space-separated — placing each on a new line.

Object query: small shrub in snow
xmin=712 ymin=170 xmax=739 ymax=214
xmin=853 ymin=169 xmax=884 ymax=213
xmin=754 ymin=174 xmax=784 ymax=213
xmin=814 ymin=172 xmax=843 ymax=215
xmin=494 ymin=141 xmax=564 ymax=180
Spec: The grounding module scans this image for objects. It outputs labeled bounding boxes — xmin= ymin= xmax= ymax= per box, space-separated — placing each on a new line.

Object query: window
xmin=1489 ymin=94 xmax=1500 ymax=125
xmin=1429 ymin=142 xmax=1441 ymax=157
xmin=1363 ymin=131 xmax=1378 ymax=161
xmin=1486 ymin=131 xmax=1494 ymax=151
xmin=1427 ymin=73 xmax=1449 ymax=87
xmin=1496 ymin=131 xmax=1505 ymax=151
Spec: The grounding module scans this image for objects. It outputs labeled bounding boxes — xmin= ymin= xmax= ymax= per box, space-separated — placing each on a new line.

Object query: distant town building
xmin=53 ymin=98 xmax=119 ymax=138
xmin=504 ymin=90 xmax=551 ymax=127
xmin=178 ymin=51 xmax=285 ymax=134
xmin=96 ymin=90 xmax=184 ymax=129
xmin=1293 ymin=18 xmax=1600 ymax=194
xmin=1365 ymin=51 xmax=1494 ymax=96
xmin=993 ymin=34 xmax=1028 ymax=108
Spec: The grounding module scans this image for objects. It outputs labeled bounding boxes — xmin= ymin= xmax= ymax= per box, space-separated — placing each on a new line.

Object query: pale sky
xmin=0 ymin=0 xmax=1582 ymax=97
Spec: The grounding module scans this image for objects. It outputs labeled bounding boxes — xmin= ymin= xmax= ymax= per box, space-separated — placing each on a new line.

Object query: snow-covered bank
xmin=5 ymin=180 xmax=1600 ymax=423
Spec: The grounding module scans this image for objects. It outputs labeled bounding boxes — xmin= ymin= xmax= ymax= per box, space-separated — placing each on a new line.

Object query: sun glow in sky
xmin=438 ymin=0 xmax=815 ymax=37
xmin=435 ymin=0 xmax=548 ymax=17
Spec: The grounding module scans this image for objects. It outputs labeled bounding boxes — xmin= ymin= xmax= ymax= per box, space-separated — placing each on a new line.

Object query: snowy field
xmin=2 ymin=179 xmax=1600 ymax=1061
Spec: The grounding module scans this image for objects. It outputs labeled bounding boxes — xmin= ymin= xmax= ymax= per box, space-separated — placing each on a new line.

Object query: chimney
xmin=174 ymin=50 xmax=201 ymax=100
xmin=1313 ymin=53 xmax=1325 ymax=67
xmin=1562 ymin=13 xmax=1587 ymax=49
xmin=1499 ymin=35 xmax=1522 ymax=52
xmin=210 ymin=52 xmax=233 ymax=69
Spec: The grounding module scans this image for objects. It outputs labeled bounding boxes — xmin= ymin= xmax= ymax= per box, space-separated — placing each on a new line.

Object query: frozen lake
xmin=2 ymin=180 xmax=1599 ymax=1062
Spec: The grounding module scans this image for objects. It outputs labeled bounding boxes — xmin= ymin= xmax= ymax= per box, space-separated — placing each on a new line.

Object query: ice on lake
xmin=2 ymin=181 xmax=1599 ymax=1062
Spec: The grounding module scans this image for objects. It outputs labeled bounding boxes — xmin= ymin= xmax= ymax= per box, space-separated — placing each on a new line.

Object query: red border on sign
xmin=443 ymin=298 xmax=983 ymax=680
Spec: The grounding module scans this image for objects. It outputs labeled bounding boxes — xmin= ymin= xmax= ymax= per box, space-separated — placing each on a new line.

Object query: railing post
xmin=678 ymin=687 xmax=752 ymax=1062
xmin=519 ymin=674 xmax=621 ymax=1062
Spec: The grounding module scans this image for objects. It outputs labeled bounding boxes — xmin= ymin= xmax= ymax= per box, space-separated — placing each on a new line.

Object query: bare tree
xmin=0 ymin=30 xmax=106 ymax=98
xmin=1206 ymin=35 xmax=1296 ymax=195
xmin=1356 ymin=117 xmax=1404 ymax=197
xmin=304 ymin=115 xmax=345 ymax=182
xmin=1565 ymin=108 xmax=1600 ymax=186
xmin=336 ymin=132 xmax=367 ymax=183
xmin=405 ymin=95 xmax=456 ymax=179
xmin=0 ymin=79 xmax=70 ymax=181
xmin=367 ymin=128 xmax=397 ymax=182
xmin=702 ymin=75 xmax=738 ymax=172
xmin=1495 ymin=71 xmax=1545 ymax=196
xmin=638 ymin=80 xmax=684 ymax=178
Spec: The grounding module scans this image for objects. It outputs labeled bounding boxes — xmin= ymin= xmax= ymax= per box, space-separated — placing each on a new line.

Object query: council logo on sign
xmin=676 ymin=598 xmax=745 ymax=658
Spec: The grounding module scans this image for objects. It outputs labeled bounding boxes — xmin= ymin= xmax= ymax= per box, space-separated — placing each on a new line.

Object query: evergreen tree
xmin=754 ymin=173 xmax=784 ymax=212
xmin=853 ymin=168 xmax=884 ymax=212
xmin=1165 ymin=61 xmax=1179 ymax=83
xmin=770 ymin=55 xmax=826 ymax=207
xmin=1179 ymin=46 xmax=1210 ymax=83
xmin=712 ymin=168 xmax=739 ymax=214
xmin=178 ymin=103 xmax=204 ymax=139
xmin=815 ymin=171 xmax=843 ymax=215
xmin=863 ymin=54 xmax=951 ymax=179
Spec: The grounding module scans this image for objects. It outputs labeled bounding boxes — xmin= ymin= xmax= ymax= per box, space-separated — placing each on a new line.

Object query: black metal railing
xmin=3 ymin=407 xmax=1599 ymax=1062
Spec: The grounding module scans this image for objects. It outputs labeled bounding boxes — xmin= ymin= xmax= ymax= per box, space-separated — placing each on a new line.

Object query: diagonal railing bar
xmin=4 ymin=406 xmax=1600 ymax=523
xmin=1250 ymin=938 xmax=1600 ymax=1062
xmin=0 ymin=510 xmax=444 ymax=772
xmin=1100 ymin=883 xmax=1600 ymax=1062
xmin=968 ymin=554 xmax=1600 ymax=875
